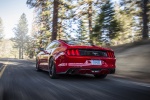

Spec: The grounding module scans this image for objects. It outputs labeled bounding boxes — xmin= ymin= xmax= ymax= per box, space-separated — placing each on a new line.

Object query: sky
xmin=0 ymin=0 xmax=33 ymax=39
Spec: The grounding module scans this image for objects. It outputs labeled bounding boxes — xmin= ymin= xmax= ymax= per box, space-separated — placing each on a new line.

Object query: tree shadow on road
xmin=37 ymin=70 xmax=111 ymax=82
xmin=59 ymin=74 xmax=111 ymax=82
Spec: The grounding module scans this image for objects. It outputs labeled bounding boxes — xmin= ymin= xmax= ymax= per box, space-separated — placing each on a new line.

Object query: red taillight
xmin=107 ymin=52 xmax=110 ymax=57
xmin=67 ymin=50 xmax=71 ymax=55
xmin=107 ymin=51 xmax=115 ymax=58
xmin=71 ymin=50 xmax=75 ymax=55
xmin=67 ymin=49 xmax=80 ymax=56
xmin=75 ymin=49 xmax=80 ymax=56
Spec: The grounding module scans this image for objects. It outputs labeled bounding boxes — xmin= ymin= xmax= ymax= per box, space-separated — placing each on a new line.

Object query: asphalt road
xmin=0 ymin=62 xmax=3 ymax=71
xmin=0 ymin=58 xmax=150 ymax=100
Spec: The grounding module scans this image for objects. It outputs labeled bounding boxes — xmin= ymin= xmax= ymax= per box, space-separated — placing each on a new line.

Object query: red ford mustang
xmin=36 ymin=40 xmax=116 ymax=79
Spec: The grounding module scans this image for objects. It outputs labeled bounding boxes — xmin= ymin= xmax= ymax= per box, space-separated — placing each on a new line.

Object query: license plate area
xmin=91 ymin=60 xmax=102 ymax=65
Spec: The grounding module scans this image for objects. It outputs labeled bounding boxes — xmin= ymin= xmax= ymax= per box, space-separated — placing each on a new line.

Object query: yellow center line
xmin=0 ymin=60 xmax=9 ymax=78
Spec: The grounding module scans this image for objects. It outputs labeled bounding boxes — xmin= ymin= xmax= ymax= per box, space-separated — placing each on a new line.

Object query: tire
xmin=36 ymin=59 xmax=41 ymax=71
xmin=49 ymin=58 xmax=58 ymax=79
xmin=94 ymin=74 xmax=107 ymax=79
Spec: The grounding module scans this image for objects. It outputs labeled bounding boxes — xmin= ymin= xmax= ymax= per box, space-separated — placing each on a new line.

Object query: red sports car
xmin=36 ymin=40 xmax=116 ymax=79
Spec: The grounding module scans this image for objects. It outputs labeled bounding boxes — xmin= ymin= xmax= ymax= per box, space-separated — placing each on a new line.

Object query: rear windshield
xmin=64 ymin=41 xmax=91 ymax=46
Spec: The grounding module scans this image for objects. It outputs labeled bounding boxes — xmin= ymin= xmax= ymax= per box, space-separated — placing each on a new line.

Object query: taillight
xmin=67 ymin=49 xmax=80 ymax=56
xmin=71 ymin=50 xmax=75 ymax=55
xmin=67 ymin=50 xmax=71 ymax=55
xmin=107 ymin=51 xmax=115 ymax=58
xmin=75 ymin=49 xmax=80 ymax=56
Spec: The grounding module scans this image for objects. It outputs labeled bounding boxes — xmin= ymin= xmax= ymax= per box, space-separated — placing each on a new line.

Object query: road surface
xmin=0 ymin=58 xmax=150 ymax=100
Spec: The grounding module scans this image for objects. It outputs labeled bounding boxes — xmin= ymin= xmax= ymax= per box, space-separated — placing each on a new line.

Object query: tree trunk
xmin=21 ymin=47 xmax=24 ymax=59
xmin=142 ymin=0 xmax=149 ymax=39
xmin=19 ymin=47 xmax=21 ymax=59
xmin=57 ymin=19 xmax=62 ymax=40
xmin=51 ymin=0 xmax=59 ymax=41
xmin=88 ymin=1 xmax=93 ymax=44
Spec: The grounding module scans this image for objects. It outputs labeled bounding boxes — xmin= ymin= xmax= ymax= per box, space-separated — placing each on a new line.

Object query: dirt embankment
xmin=111 ymin=40 xmax=150 ymax=82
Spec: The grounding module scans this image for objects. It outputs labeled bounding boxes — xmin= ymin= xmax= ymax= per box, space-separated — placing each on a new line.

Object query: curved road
xmin=0 ymin=58 xmax=150 ymax=100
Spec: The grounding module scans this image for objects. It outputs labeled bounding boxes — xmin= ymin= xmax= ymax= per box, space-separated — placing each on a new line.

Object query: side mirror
xmin=40 ymin=48 xmax=44 ymax=51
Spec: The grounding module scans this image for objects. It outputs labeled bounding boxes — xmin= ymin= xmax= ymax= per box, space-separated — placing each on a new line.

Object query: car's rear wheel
xmin=36 ymin=60 xmax=41 ymax=71
xmin=49 ymin=58 xmax=58 ymax=79
xmin=94 ymin=74 xmax=107 ymax=79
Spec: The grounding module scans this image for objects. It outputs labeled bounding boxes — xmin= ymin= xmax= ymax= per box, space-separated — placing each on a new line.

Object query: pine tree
xmin=12 ymin=13 xmax=28 ymax=59
xmin=51 ymin=0 xmax=59 ymax=41
xmin=27 ymin=0 xmax=52 ymax=49
xmin=40 ymin=0 xmax=51 ymax=47
xmin=57 ymin=0 xmax=76 ymax=40
xmin=93 ymin=0 xmax=121 ymax=45
xmin=142 ymin=0 xmax=149 ymax=39
xmin=0 ymin=17 xmax=4 ymax=41
xmin=67 ymin=0 xmax=104 ymax=44
xmin=122 ymin=0 xmax=150 ymax=40
xmin=75 ymin=0 xmax=95 ymax=44
xmin=87 ymin=0 xmax=93 ymax=44
xmin=114 ymin=2 xmax=133 ymax=45
xmin=76 ymin=19 xmax=88 ymax=42
xmin=24 ymin=36 xmax=35 ymax=58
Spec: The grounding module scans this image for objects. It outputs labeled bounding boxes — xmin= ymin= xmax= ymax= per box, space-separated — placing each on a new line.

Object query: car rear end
xmin=56 ymin=42 xmax=116 ymax=76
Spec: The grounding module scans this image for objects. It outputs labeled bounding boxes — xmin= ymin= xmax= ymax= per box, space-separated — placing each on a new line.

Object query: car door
xmin=38 ymin=42 xmax=53 ymax=70
xmin=45 ymin=41 xmax=62 ymax=70
xmin=43 ymin=41 xmax=60 ymax=70
xmin=38 ymin=50 xmax=49 ymax=70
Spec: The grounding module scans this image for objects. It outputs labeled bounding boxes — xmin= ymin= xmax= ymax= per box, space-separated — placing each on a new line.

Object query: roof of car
xmin=59 ymin=39 xmax=92 ymax=46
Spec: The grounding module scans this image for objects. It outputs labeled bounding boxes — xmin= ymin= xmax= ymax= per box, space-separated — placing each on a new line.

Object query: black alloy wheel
xmin=49 ymin=58 xmax=58 ymax=79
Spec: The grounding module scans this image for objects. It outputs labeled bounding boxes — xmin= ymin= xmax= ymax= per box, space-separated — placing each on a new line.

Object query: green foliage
xmin=27 ymin=0 xmax=51 ymax=49
xmin=122 ymin=0 xmax=149 ymax=39
xmin=93 ymin=0 xmax=121 ymax=45
xmin=24 ymin=36 xmax=35 ymax=58
xmin=114 ymin=5 xmax=133 ymax=45
xmin=11 ymin=13 xmax=28 ymax=59
xmin=26 ymin=0 xmax=149 ymax=48
xmin=75 ymin=19 xmax=88 ymax=42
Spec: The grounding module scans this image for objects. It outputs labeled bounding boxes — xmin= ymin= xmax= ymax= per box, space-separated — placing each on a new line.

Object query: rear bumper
xmin=56 ymin=55 xmax=116 ymax=74
xmin=58 ymin=68 xmax=115 ymax=75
